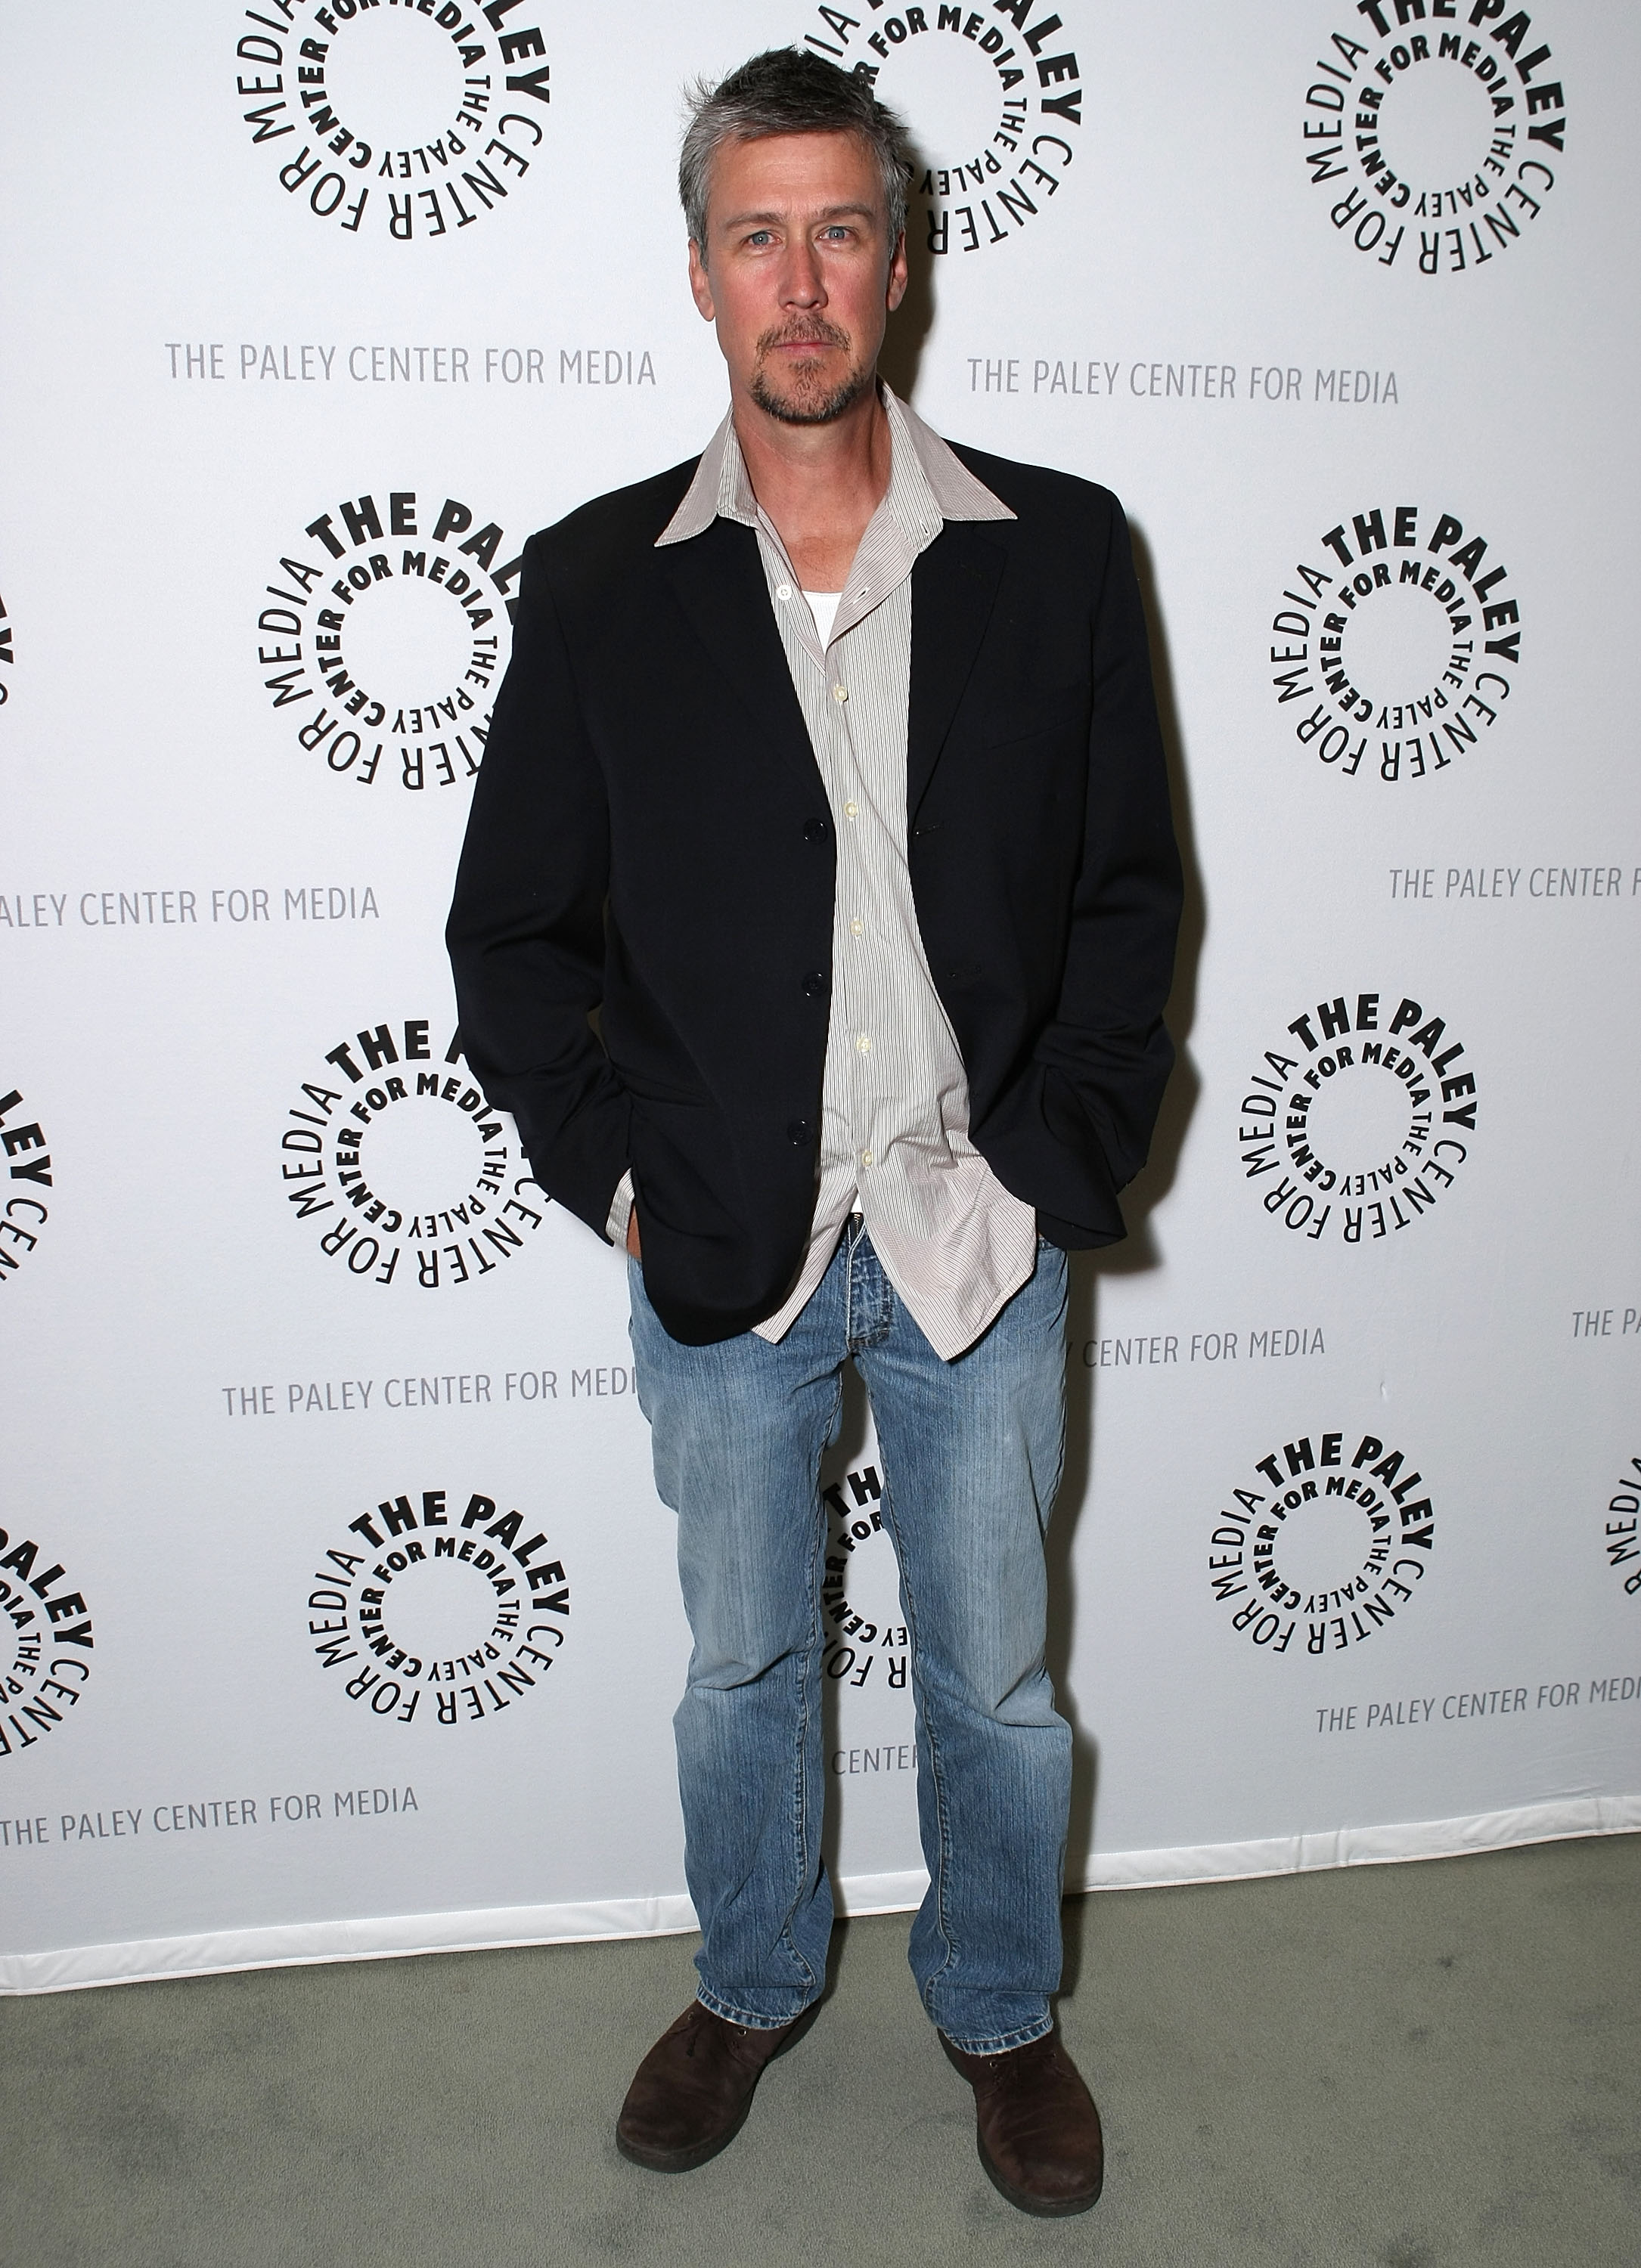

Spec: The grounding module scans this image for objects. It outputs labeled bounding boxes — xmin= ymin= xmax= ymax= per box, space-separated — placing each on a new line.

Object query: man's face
xmin=688 ymin=129 xmax=908 ymax=426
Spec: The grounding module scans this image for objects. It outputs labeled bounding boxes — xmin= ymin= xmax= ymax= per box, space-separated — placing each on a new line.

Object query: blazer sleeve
xmin=1035 ymin=496 xmax=1182 ymax=1201
xmin=445 ymin=533 xmax=632 ymax=1240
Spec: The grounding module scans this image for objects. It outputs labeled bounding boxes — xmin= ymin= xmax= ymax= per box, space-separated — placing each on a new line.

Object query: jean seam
xmin=775 ymin=1376 xmax=840 ymax=1997
xmin=871 ymin=1469 xmax=960 ymax=2016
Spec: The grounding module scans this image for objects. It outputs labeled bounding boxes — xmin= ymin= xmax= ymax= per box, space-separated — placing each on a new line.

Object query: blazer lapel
xmin=653 ymin=518 xmax=817 ymax=788
xmin=907 ymin=522 xmax=1009 ymax=823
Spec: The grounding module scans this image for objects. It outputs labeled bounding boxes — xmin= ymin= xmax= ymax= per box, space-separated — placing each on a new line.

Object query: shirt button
xmin=776 ymin=583 xmax=793 ymax=601
xmin=849 ymin=918 xmax=864 ymax=936
xmin=861 ymin=1148 xmax=874 ymax=1167
xmin=801 ymin=969 xmax=827 ymax=999
xmin=844 ymin=801 xmax=858 ymax=820
xmin=855 ymin=1033 xmax=871 ymax=1054
xmin=832 ymin=684 xmax=848 ymax=704
xmin=803 ymin=817 xmax=828 ymax=842
xmin=786 ymin=1117 xmax=809 ymax=1145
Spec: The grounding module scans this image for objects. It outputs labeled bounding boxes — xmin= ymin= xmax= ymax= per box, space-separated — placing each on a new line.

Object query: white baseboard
xmin=4 ymin=1794 xmax=1636 ymax=1995
xmin=1066 ymin=1791 xmax=1641 ymax=1892
xmin=0 ymin=1892 xmax=700 ymax=1997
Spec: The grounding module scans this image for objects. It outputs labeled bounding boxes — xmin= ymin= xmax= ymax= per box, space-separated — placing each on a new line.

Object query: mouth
xmin=758 ymin=325 xmax=849 ymax=363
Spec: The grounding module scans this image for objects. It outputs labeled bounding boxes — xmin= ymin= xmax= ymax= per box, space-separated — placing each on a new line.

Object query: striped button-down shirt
xmin=612 ymin=383 xmax=1037 ymax=1361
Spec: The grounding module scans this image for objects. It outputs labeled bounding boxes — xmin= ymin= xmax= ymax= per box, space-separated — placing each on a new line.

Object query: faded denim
xmin=628 ymin=1221 xmax=1072 ymax=2055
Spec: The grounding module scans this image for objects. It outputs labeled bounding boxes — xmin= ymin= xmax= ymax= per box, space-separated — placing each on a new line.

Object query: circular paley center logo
xmin=1237 ymin=988 xmax=1479 ymax=1246
xmin=257 ymin=488 xmax=520 ymax=795
xmin=1270 ymin=502 xmax=1522 ymax=784
xmin=0 ymin=1522 xmax=94 ymax=1761
xmin=307 ymin=1488 xmax=569 ymax=1725
xmin=1301 ymin=6 xmax=1566 ymax=276
xmin=822 ymin=1461 xmax=910 ymax=1695
xmin=0 ymin=1083 xmax=54 ymax=1287
xmin=796 ymin=2 xmax=1084 ymax=256
xmin=279 ymin=1016 xmax=546 ymax=1291
xmin=0 ymin=586 xmax=12 ymax=707
xmin=1208 ymin=1426 xmax=1435 ymax=1655
xmin=1604 ymin=1456 xmax=1641 ymax=1600
xmin=234 ymin=0 xmax=551 ymax=242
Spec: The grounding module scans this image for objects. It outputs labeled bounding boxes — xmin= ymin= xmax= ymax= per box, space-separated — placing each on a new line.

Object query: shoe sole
xmin=976 ymin=2135 xmax=1103 ymax=2218
xmin=615 ymin=2000 xmax=822 ymax=2174
xmin=938 ymin=2034 xmax=1103 ymax=2217
xmin=616 ymin=2099 xmax=755 ymax=2174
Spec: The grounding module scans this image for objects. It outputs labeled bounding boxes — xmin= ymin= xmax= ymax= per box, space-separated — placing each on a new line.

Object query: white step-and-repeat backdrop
xmin=2 ymin=2 xmax=1636 ymax=1991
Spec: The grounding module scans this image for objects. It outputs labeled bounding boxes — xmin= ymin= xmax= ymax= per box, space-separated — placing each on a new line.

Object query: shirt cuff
xmin=604 ymin=1170 xmax=635 ymax=1249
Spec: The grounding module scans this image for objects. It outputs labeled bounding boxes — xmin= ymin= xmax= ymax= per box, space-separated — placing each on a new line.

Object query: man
xmin=448 ymin=49 xmax=1180 ymax=2219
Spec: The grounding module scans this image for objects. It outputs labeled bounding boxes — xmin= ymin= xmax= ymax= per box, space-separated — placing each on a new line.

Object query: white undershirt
xmin=803 ymin=590 xmax=842 ymax=647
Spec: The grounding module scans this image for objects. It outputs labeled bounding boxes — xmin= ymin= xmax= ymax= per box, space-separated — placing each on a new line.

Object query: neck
xmin=731 ymin=377 xmax=892 ymax=591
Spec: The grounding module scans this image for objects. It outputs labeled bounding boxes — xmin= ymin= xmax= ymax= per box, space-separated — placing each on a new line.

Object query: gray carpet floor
xmin=3 ymin=1833 xmax=1637 ymax=2266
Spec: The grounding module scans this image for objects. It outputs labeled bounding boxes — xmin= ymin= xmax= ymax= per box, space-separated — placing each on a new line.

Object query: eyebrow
xmin=717 ymin=203 xmax=879 ymax=231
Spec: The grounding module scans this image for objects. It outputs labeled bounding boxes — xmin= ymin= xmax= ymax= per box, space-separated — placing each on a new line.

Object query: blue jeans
xmin=627 ymin=1221 xmax=1072 ymax=2055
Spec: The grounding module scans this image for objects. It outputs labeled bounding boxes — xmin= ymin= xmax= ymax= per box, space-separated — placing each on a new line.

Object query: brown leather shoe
xmin=940 ymin=2028 xmax=1104 ymax=2216
xmin=616 ymin=2000 xmax=817 ymax=2172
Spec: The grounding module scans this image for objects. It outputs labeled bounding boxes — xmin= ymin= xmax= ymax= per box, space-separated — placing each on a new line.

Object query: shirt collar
xmin=655 ymin=380 xmax=1014 ymax=548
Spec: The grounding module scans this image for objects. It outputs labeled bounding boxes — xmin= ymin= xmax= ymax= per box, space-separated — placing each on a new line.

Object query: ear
xmin=886 ymin=228 xmax=909 ymax=315
xmin=687 ymin=239 xmax=716 ymax=322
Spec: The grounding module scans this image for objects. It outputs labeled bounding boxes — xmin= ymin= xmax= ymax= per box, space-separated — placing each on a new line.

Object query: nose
xmin=780 ymin=235 xmax=827 ymax=310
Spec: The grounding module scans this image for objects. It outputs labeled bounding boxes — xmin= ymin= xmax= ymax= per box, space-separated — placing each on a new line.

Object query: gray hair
xmin=680 ymin=48 xmax=912 ymax=253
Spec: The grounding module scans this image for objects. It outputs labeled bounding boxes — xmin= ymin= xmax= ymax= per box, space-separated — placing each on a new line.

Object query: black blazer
xmin=446 ymin=441 xmax=1182 ymax=1345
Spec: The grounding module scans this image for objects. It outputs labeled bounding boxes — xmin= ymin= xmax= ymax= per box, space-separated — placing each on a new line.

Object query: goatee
xmin=749 ymin=323 xmax=873 ymax=426
xmin=749 ymin=362 xmax=875 ymax=425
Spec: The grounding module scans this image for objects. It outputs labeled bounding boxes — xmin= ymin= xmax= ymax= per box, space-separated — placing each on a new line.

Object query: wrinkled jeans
xmin=628 ymin=1220 xmax=1072 ymax=2055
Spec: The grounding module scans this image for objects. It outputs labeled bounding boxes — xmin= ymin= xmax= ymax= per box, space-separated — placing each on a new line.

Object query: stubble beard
xmin=749 ymin=321 xmax=875 ymax=426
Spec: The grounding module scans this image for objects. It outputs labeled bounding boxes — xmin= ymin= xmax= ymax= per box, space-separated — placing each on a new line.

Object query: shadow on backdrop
xmin=1048 ymin=516 xmax=1205 ymax=1950
xmin=879 ymin=145 xmax=936 ymax=404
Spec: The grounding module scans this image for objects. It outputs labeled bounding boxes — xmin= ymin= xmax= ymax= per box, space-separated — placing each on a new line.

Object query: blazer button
xmin=786 ymin=1118 xmax=810 ymax=1145
xmin=802 ymin=970 xmax=827 ymax=999
xmin=803 ymin=816 xmax=828 ymax=842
